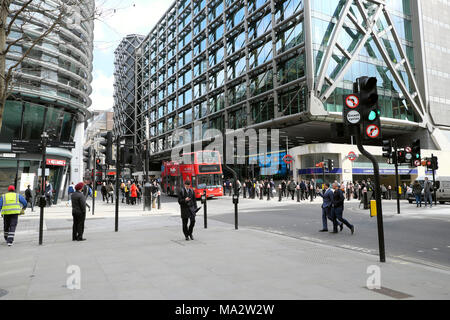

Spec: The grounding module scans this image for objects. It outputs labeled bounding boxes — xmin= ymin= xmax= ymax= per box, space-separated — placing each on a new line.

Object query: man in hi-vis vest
xmin=0 ymin=186 xmax=28 ymax=246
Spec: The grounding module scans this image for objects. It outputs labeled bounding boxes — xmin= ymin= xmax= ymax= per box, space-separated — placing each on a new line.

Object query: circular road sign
xmin=414 ymin=160 xmax=421 ymax=167
xmin=345 ymin=95 xmax=360 ymax=109
xmin=365 ymin=124 xmax=380 ymax=139
xmin=348 ymin=152 xmax=357 ymax=161
xmin=283 ymin=154 xmax=294 ymax=164
xmin=346 ymin=110 xmax=361 ymax=124
xmin=405 ymin=147 xmax=412 ymax=153
xmin=405 ymin=153 xmax=413 ymax=161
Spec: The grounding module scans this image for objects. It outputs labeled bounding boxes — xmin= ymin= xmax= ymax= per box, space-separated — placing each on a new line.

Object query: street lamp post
xmin=39 ymin=131 xmax=49 ymax=245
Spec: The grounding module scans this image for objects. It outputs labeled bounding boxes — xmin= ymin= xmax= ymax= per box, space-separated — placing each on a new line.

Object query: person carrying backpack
xmin=67 ymin=182 xmax=75 ymax=206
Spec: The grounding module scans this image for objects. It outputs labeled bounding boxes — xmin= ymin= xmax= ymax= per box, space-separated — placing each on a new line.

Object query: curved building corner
xmin=0 ymin=0 xmax=95 ymax=200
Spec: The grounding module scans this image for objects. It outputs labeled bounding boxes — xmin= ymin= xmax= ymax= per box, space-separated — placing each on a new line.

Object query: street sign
xmin=405 ymin=153 xmax=412 ymax=161
xmin=365 ymin=124 xmax=380 ymax=139
xmin=346 ymin=110 xmax=361 ymax=124
xmin=348 ymin=152 xmax=357 ymax=161
xmin=405 ymin=147 xmax=412 ymax=153
xmin=11 ymin=140 xmax=42 ymax=154
xmin=48 ymin=141 xmax=76 ymax=149
xmin=414 ymin=160 xmax=421 ymax=167
xmin=345 ymin=95 xmax=360 ymax=108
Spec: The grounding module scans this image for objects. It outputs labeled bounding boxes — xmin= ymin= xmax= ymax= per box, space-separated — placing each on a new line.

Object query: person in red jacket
xmin=130 ymin=183 xmax=138 ymax=205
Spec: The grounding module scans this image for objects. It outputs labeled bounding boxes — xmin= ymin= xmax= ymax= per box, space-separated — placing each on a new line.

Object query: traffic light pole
xmin=39 ymin=132 xmax=49 ymax=246
xmin=322 ymin=158 xmax=326 ymax=186
xmin=115 ymin=137 xmax=121 ymax=232
xmin=92 ymin=149 xmax=96 ymax=216
xmin=432 ymin=153 xmax=437 ymax=206
xmin=393 ymin=141 xmax=401 ymax=214
xmin=355 ymin=133 xmax=386 ymax=263
xmin=222 ymin=130 xmax=239 ymax=230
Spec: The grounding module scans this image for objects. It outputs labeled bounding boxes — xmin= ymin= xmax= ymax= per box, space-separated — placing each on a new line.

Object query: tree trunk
xmin=0 ymin=0 xmax=11 ymax=133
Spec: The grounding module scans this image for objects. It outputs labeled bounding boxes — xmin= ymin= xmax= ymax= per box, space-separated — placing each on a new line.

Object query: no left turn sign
xmin=366 ymin=124 xmax=380 ymax=139
xmin=345 ymin=95 xmax=359 ymax=109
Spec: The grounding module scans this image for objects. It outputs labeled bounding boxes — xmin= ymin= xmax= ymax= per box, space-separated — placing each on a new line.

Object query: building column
xmin=71 ymin=121 xmax=85 ymax=183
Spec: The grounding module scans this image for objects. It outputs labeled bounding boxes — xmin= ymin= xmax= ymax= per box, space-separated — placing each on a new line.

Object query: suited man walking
xmin=71 ymin=183 xmax=87 ymax=241
xmin=178 ymin=179 xmax=198 ymax=241
xmin=317 ymin=183 xmax=339 ymax=233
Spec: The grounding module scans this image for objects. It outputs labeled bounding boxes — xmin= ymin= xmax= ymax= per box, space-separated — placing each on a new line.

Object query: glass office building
xmin=113 ymin=34 xmax=145 ymax=145
xmin=0 ymin=0 xmax=95 ymax=197
xmin=113 ymin=0 xmax=450 ymax=180
xmin=130 ymin=0 xmax=427 ymax=157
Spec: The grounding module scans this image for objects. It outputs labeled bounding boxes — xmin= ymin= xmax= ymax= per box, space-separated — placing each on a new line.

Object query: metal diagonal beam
xmin=321 ymin=2 xmax=383 ymax=101
xmin=316 ymin=0 xmax=353 ymax=94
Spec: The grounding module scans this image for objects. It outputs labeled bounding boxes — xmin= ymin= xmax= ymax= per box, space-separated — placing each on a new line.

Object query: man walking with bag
xmin=178 ymin=180 xmax=198 ymax=241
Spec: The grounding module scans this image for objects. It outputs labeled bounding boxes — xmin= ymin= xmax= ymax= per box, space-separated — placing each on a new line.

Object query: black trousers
xmin=72 ymin=212 xmax=86 ymax=240
xmin=182 ymin=216 xmax=196 ymax=237
xmin=3 ymin=214 xmax=19 ymax=244
xmin=333 ymin=207 xmax=352 ymax=230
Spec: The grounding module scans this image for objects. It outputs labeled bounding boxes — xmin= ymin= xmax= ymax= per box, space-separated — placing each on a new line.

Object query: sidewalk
xmin=0 ymin=201 xmax=449 ymax=300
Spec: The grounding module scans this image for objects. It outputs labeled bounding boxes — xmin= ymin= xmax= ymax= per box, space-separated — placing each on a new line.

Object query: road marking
xmin=417 ymin=250 xmax=424 ymax=253
xmin=432 ymin=248 xmax=439 ymax=251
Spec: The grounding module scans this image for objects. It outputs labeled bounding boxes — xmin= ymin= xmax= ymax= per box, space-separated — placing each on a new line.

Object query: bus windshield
xmin=197 ymin=174 xmax=222 ymax=189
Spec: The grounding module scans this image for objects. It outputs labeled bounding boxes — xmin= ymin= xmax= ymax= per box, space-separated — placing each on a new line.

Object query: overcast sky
xmin=91 ymin=0 xmax=171 ymax=111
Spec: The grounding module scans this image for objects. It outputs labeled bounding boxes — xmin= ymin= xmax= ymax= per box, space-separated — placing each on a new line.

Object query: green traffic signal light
xmin=368 ymin=110 xmax=377 ymax=121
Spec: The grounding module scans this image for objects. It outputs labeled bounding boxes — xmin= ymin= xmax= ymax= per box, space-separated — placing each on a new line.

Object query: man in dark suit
xmin=317 ymin=183 xmax=339 ymax=233
xmin=71 ymin=183 xmax=87 ymax=241
xmin=332 ymin=183 xmax=354 ymax=234
xmin=178 ymin=179 xmax=198 ymax=241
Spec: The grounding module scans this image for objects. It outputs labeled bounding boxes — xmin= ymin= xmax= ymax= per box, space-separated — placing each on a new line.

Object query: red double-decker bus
xmin=161 ymin=150 xmax=223 ymax=199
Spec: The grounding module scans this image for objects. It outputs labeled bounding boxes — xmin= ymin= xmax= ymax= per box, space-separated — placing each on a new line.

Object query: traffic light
xmin=323 ymin=161 xmax=329 ymax=171
xmin=431 ymin=156 xmax=439 ymax=171
xmin=411 ymin=139 xmax=421 ymax=166
xmin=424 ymin=158 xmax=433 ymax=171
xmin=397 ymin=150 xmax=406 ymax=164
xmin=96 ymin=158 xmax=102 ymax=170
xmin=328 ymin=159 xmax=334 ymax=172
xmin=358 ymin=77 xmax=381 ymax=141
xmin=120 ymin=147 xmax=131 ymax=166
xmin=382 ymin=139 xmax=392 ymax=159
xmin=83 ymin=147 xmax=91 ymax=170
xmin=100 ymin=131 xmax=114 ymax=166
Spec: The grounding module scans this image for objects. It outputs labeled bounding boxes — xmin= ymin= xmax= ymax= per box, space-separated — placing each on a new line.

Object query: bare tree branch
xmin=6 ymin=0 xmax=33 ymax=36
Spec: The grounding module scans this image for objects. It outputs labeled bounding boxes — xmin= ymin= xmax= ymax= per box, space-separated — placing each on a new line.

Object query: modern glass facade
xmin=311 ymin=0 xmax=419 ymax=122
xmin=114 ymin=0 xmax=429 ymax=162
xmin=113 ymin=34 xmax=144 ymax=144
xmin=134 ymin=0 xmax=307 ymax=155
xmin=0 ymin=0 xmax=95 ymax=196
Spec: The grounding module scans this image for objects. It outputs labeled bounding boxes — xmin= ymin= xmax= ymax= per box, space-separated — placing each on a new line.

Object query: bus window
xmin=197 ymin=174 xmax=222 ymax=189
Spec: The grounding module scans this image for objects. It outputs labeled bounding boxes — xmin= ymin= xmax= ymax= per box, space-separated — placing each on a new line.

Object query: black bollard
xmin=143 ymin=182 xmax=152 ymax=212
xmin=267 ymin=187 xmax=270 ymax=201
xmin=278 ymin=186 xmax=282 ymax=202
xmin=202 ymin=190 xmax=207 ymax=229
xmin=243 ymin=184 xmax=247 ymax=198
xmin=297 ymin=188 xmax=300 ymax=202
xmin=363 ymin=192 xmax=369 ymax=209
xmin=157 ymin=191 xmax=161 ymax=210
xmin=260 ymin=187 xmax=263 ymax=200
